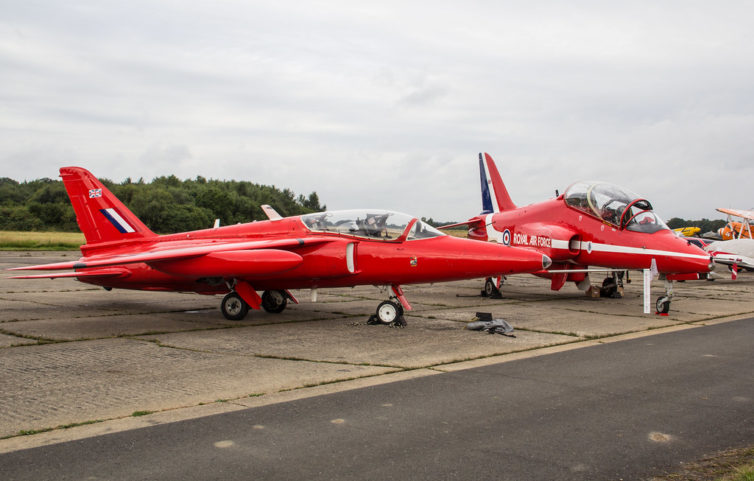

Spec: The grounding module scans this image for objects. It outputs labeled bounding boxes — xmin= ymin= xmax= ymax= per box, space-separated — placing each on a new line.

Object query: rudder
xmin=60 ymin=167 xmax=156 ymax=244
xmin=479 ymin=152 xmax=516 ymax=214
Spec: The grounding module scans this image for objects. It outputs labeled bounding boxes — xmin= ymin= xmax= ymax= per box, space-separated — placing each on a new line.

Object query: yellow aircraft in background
xmin=673 ymin=226 xmax=701 ymax=237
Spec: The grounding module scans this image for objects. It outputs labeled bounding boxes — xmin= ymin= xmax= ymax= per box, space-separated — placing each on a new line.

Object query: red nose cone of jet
xmin=434 ymin=236 xmax=551 ymax=280
xmin=655 ymin=235 xmax=714 ymax=274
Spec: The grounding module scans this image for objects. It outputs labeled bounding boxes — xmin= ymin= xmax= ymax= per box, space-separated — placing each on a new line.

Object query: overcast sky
xmin=2 ymin=0 xmax=752 ymax=222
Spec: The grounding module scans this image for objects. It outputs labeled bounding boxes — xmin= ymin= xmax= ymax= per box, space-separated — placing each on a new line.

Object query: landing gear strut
xmin=221 ymin=279 xmax=293 ymax=321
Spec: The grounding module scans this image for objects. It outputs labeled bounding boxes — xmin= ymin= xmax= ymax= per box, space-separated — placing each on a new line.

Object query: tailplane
xmin=479 ymin=152 xmax=516 ymax=214
xmin=60 ymin=167 xmax=157 ymax=244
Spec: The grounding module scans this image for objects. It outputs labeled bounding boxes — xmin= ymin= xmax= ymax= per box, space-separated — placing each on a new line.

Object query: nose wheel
xmin=656 ymin=296 xmax=671 ymax=314
xmin=368 ymin=299 xmax=407 ymax=327
xmin=655 ymin=279 xmax=674 ymax=315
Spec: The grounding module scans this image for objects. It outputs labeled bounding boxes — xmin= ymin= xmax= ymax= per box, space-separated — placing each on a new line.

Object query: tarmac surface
xmin=1 ymin=251 xmax=753 ymax=456
xmin=1 ymin=317 xmax=751 ymax=480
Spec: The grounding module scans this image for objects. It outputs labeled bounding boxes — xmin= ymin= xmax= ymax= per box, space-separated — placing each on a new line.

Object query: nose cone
xmin=657 ymin=235 xmax=714 ymax=274
xmin=442 ymin=236 xmax=551 ymax=278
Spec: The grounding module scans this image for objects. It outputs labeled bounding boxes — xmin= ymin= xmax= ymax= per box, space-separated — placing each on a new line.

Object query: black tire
xmin=484 ymin=278 xmax=502 ymax=298
xmin=376 ymin=300 xmax=401 ymax=324
xmin=261 ymin=290 xmax=288 ymax=313
xmin=221 ymin=292 xmax=249 ymax=321
xmin=656 ymin=296 xmax=670 ymax=314
xmin=601 ymin=277 xmax=618 ymax=298
xmin=484 ymin=278 xmax=496 ymax=296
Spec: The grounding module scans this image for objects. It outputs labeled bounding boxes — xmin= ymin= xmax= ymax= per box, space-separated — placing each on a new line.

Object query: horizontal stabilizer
xmin=10 ymin=268 xmax=129 ymax=280
xmin=437 ymin=219 xmax=483 ymax=230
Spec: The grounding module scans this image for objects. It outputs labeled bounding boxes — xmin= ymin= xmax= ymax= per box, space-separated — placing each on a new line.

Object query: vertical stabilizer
xmin=479 ymin=152 xmax=516 ymax=214
xmin=59 ymin=167 xmax=157 ymax=244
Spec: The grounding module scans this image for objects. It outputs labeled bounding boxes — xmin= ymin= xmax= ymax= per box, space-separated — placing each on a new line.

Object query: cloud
xmin=1 ymin=0 xmax=753 ymax=220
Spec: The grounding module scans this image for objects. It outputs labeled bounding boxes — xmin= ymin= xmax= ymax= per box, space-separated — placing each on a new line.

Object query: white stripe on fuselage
xmin=575 ymin=240 xmax=709 ymax=260
xmin=498 ymin=230 xmax=709 ymax=261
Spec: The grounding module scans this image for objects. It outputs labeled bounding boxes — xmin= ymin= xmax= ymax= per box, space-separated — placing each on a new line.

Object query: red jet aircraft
xmin=444 ymin=153 xmax=713 ymax=313
xmin=9 ymin=167 xmax=551 ymax=324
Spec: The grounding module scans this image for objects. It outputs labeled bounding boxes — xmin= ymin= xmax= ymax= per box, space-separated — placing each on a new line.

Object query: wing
xmin=9 ymin=237 xmax=330 ymax=274
xmin=708 ymin=251 xmax=754 ymax=270
xmin=716 ymin=208 xmax=754 ymax=220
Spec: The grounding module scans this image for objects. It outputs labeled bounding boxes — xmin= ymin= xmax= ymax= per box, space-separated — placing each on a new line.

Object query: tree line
xmin=0 ymin=175 xmax=325 ymax=234
xmin=665 ymin=217 xmax=726 ymax=235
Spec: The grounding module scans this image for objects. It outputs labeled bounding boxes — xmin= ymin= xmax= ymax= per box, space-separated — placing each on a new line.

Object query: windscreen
xmin=301 ymin=210 xmax=417 ymax=240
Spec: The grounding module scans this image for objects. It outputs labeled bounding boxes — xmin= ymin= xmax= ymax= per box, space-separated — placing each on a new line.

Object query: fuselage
xmin=75 ymin=210 xmax=549 ymax=294
xmin=467 ymin=195 xmax=711 ymax=276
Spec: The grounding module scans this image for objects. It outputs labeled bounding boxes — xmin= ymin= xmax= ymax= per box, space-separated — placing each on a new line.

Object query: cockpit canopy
xmin=564 ymin=181 xmax=669 ymax=233
xmin=300 ymin=209 xmax=445 ymax=240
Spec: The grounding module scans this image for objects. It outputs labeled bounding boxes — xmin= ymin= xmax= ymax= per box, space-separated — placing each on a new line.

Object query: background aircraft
xmin=443 ymin=153 xmax=713 ymax=313
xmin=716 ymin=208 xmax=753 ymax=240
xmin=702 ymin=208 xmax=754 ymax=278
xmin=9 ymin=167 xmax=551 ymax=324
xmin=673 ymin=226 xmax=701 ymax=237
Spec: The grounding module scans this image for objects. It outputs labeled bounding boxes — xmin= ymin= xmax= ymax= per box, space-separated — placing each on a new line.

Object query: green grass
xmin=722 ymin=464 xmax=754 ymax=481
xmin=0 ymin=231 xmax=84 ymax=250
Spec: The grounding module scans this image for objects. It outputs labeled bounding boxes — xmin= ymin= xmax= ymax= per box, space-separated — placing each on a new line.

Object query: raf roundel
xmin=502 ymin=229 xmax=511 ymax=246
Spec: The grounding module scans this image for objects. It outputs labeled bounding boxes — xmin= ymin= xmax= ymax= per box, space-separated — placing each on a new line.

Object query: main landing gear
xmin=599 ymin=272 xmax=625 ymax=298
xmin=481 ymin=276 xmax=504 ymax=299
xmin=221 ymin=292 xmax=248 ymax=321
xmin=261 ymin=290 xmax=288 ymax=313
xmin=220 ymin=288 xmax=293 ymax=321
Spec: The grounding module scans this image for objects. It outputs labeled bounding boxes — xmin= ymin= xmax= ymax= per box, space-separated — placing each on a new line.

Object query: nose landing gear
xmin=655 ymin=279 xmax=674 ymax=315
xmin=367 ymin=285 xmax=410 ymax=327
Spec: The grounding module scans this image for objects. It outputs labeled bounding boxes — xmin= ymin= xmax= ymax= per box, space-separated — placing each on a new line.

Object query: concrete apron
xmin=1 ymin=251 xmax=753 ymax=453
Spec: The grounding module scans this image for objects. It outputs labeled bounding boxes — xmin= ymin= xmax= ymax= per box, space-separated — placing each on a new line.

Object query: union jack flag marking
xmin=89 ymin=189 xmax=102 ymax=198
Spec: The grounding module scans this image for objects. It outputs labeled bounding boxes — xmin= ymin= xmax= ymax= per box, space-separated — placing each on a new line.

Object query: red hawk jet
xmin=443 ymin=153 xmax=713 ymax=313
xmin=9 ymin=167 xmax=551 ymax=324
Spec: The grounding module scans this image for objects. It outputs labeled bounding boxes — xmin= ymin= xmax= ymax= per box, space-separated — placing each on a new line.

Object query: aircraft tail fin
xmin=479 ymin=152 xmax=516 ymax=214
xmin=59 ymin=167 xmax=157 ymax=245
